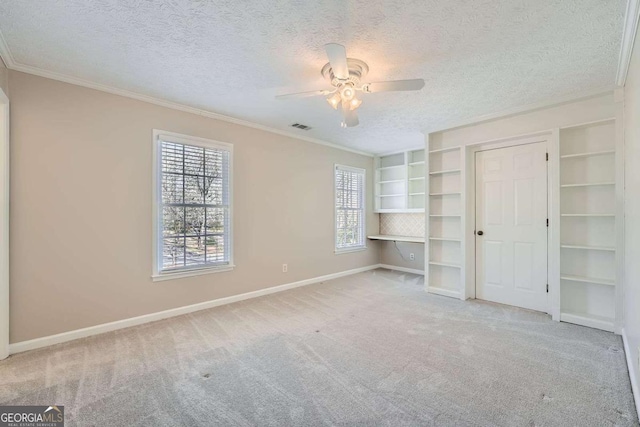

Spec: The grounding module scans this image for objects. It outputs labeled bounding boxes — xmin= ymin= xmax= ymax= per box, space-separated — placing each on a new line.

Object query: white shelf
xmin=379 ymin=194 xmax=404 ymax=197
xmin=409 ymin=192 xmax=425 ymax=196
xmin=429 ymin=237 xmax=461 ymax=242
xmin=560 ymin=182 xmax=615 ymax=188
xmin=560 ymin=275 xmax=615 ymax=287
xmin=560 ymin=244 xmax=615 ymax=252
xmin=429 ymin=147 xmax=460 ymax=154
xmin=429 ymin=261 xmax=461 ymax=268
xmin=560 ymin=150 xmax=615 ymax=159
xmin=429 ymin=214 xmax=461 ymax=218
xmin=409 ymin=177 xmax=425 ymax=181
xmin=409 ymin=161 xmax=425 ymax=166
xmin=429 ymin=192 xmax=461 ymax=196
xmin=377 ymin=165 xmax=405 ymax=171
xmin=379 ymin=179 xmax=404 ymax=184
xmin=427 ymin=286 xmax=461 ymax=298
xmin=429 ymin=169 xmax=461 ymax=175
xmin=561 ymin=214 xmax=615 ymax=217
xmin=560 ymin=311 xmax=614 ymax=332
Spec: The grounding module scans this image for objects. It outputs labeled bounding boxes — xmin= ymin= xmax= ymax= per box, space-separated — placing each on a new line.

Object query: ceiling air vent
xmin=291 ymin=123 xmax=312 ymax=131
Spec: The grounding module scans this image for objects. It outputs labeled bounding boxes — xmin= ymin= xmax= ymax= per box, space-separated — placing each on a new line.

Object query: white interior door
xmin=475 ymin=142 xmax=548 ymax=312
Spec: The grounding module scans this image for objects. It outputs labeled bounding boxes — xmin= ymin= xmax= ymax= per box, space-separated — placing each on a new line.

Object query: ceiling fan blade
xmin=364 ymin=79 xmax=425 ymax=93
xmin=343 ymin=107 xmax=359 ymax=127
xmin=275 ymin=89 xmax=332 ymax=99
xmin=325 ymin=43 xmax=349 ymax=80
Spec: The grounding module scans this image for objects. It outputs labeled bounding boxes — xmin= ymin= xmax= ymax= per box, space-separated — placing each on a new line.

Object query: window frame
xmin=152 ymin=130 xmax=234 ymax=281
xmin=334 ymin=164 xmax=367 ymax=254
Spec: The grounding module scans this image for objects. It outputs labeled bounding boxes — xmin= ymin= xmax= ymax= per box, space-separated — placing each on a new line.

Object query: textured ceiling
xmin=0 ymin=0 xmax=626 ymax=153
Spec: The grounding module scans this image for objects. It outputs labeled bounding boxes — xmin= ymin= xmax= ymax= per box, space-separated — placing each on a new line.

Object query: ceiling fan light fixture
xmin=326 ymin=93 xmax=341 ymax=110
xmin=340 ymin=84 xmax=355 ymax=101
xmin=276 ymin=43 xmax=425 ymax=128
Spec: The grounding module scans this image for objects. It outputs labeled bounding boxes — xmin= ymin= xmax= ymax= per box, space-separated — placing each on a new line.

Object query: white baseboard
xmin=622 ymin=328 xmax=640 ymax=421
xmin=426 ymin=286 xmax=461 ymax=299
xmin=378 ymin=264 xmax=424 ymax=275
xmin=9 ymin=264 xmax=381 ymax=355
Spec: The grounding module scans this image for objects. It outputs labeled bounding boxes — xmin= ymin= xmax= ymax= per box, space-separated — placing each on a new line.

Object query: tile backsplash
xmin=379 ymin=213 xmax=425 ymax=237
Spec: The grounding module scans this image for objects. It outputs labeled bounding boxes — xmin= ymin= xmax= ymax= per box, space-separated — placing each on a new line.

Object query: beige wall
xmin=624 ymin=24 xmax=640 ymax=395
xmin=9 ymin=71 xmax=379 ymax=343
xmin=380 ymin=242 xmax=424 ymax=271
xmin=0 ymin=58 xmax=8 ymax=97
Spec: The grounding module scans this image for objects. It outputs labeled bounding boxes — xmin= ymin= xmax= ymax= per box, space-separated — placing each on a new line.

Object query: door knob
xmin=477 ymin=230 xmax=484 ymax=236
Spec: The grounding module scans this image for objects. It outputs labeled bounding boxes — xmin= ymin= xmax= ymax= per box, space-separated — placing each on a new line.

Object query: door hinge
xmin=546 ymin=284 xmax=549 ymax=293
xmin=546 ymin=152 xmax=549 ymax=161
xmin=546 ymin=218 xmax=549 ymax=227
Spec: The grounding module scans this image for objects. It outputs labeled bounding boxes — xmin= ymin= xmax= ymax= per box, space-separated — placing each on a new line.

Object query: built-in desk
xmin=367 ymin=235 xmax=425 ymax=243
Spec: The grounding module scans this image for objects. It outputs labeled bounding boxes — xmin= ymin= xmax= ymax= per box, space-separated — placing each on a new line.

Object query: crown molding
xmin=617 ymin=0 xmax=640 ymax=86
xmin=425 ymin=85 xmax=616 ymax=135
xmin=12 ymin=63 xmax=375 ymax=157
xmin=0 ymin=29 xmax=14 ymax=69
xmin=0 ymin=34 xmax=373 ymax=158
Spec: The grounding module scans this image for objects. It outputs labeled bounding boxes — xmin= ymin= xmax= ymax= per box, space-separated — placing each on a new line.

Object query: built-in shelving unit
xmin=425 ymin=144 xmax=464 ymax=299
xmin=374 ymin=149 xmax=426 ymax=212
xmin=558 ymin=119 xmax=619 ymax=332
xmin=420 ymin=114 xmax=622 ymax=332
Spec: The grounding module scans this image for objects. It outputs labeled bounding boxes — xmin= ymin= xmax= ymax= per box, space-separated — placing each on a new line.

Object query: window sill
xmin=334 ymin=246 xmax=367 ymax=255
xmin=152 ymin=265 xmax=235 ymax=282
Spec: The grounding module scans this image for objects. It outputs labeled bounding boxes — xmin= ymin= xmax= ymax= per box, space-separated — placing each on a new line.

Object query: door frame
xmin=462 ymin=131 xmax=559 ymax=319
xmin=473 ymin=140 xmax=549 ymax=312
xmin=0 ymin=87 xmax=8 ymax=360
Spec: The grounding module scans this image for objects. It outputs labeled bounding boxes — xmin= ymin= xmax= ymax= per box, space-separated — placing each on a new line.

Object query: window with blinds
xmin=335 ymin=165 xmax=366 ymax=252
xmin=154 ymin=132 xmax=233 ymax=276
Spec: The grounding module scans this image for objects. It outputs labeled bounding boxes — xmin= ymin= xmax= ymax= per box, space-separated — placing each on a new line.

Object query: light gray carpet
xmin=0 ymin=269 xmax=637 ymax=426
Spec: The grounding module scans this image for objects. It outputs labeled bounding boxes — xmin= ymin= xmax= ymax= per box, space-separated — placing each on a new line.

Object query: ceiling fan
xmin=276 ymin=43 xmax=425 ymax=128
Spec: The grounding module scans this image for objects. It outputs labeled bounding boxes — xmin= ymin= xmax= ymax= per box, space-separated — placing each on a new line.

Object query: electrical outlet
xmin=282 ymin=264 xmax=288 ymax=273
xmin=410 ymin=253 xmax=415 ymax=261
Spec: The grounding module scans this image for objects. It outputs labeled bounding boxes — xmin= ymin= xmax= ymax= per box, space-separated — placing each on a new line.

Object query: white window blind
xmin=335 ymin=165 xmax=366 ymax=252
xmin=156 ymin=133 xmax=232 ymax=275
